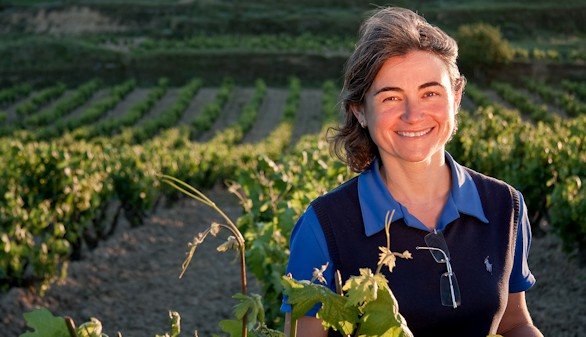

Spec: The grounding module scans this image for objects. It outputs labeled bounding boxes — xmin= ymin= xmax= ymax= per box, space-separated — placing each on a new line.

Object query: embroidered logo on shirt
xmin=484 ymin=256 xmax=493 ymax=274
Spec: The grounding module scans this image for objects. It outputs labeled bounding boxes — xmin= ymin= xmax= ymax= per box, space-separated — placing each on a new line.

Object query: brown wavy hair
xmin=329 ymin=7 xmax=466 ymax=172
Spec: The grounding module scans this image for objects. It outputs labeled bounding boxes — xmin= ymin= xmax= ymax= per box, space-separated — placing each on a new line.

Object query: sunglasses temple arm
xmin=416 ymin=246 xmax=458 ymax=308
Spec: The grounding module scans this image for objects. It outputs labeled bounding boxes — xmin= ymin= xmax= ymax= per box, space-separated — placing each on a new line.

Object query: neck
xmin=379 ymin=152 xmax=451 ymax=206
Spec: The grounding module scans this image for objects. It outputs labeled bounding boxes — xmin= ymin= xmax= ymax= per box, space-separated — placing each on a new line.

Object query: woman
xmin=282 ymin=7 xmax=543 ymax=337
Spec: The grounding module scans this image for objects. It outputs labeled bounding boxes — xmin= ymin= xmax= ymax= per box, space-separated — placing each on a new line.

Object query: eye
xmin=423 ymin=91 xmax=439 ymax=98
xmin=382 ymin=95 xmax=400 ymax=102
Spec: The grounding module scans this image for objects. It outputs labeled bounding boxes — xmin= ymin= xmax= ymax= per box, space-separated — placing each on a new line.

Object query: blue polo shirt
xmin=281 ymin=152 xmax=535 ymax=315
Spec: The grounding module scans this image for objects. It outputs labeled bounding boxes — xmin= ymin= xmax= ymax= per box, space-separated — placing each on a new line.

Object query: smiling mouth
xmin=396 ymin=127 xmax=433 ymax=138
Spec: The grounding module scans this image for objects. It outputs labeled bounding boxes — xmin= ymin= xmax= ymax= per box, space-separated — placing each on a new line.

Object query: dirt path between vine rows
xmin=178 ymin=88 xmax=219 ymax=126
xmin=99 ymin=88 xmax=151 ymax=121
xmin=242 ymin=88 xmax=287 ymax=144
xmin=134 ymin=89 xmax=182 ymax=127
xmin=6 ymin=89 xmax=73 ymax=125
xmin=291 ymin=89 xmax=323 ymax=145
xmin=199 ymin=87 xmax=254 ymax=142
xmin=59 ymin=89 xmax=109 ymax=124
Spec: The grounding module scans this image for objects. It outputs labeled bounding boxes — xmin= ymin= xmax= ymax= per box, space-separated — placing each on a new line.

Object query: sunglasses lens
xmin=424 ymin=231 xmax=451 ymax=262
xmin=440 ymin=272 xmax=461 ymax=308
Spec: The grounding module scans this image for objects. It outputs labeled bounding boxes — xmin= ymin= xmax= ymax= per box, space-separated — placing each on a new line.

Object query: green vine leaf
xmin=357 ymin=277 xmax=413 ymax=337
xmin=281 ymin=276 xmax=323 ymax=320
xmin=342 ymin=268 xmax=384 ymax=307
xmin=281 ymin=275 xmax=358 ymax=335
xmin=19 ymin=308 xmax=69 ymax=337
xmin=316 ymin=290 xmax=359 ymax=335
xmin=219 ymin=319 xmax=242 ymax=337
xmin=233 ymin=293 xmax=265 ymax=327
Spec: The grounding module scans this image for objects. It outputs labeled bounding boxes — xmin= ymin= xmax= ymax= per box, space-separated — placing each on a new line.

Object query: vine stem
xmin=64 ymin=316 xmax=77 ymax=337
xmin=160 ymin=175 xmax=248 ymax=337
xmin=375 ymin=209 xmax=395 ymax=275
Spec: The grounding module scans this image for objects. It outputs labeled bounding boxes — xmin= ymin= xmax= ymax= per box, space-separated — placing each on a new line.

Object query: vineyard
xmin=0 ymin=75 xmax=584 ymax=336
xmin=0 ymin=0 xmax=585 ymax=336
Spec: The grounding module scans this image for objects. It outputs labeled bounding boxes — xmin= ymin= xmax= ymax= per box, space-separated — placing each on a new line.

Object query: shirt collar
xmin=358 ymin=151 xmax=489 ymax=237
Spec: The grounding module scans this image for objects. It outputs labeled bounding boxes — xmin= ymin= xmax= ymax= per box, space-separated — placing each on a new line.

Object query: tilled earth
xmin=0 ymin=186 xmax=584 ymax=337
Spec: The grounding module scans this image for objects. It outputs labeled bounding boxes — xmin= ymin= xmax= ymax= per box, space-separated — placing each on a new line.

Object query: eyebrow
xmin=373 ymin=81 xmax=445 ymax=96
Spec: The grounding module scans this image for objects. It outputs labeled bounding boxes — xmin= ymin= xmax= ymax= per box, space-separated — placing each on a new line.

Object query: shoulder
xmin=462 ymin=166 xmax=514 ymax=190
xmin=312 ymin=176 xmax=359 ymax=205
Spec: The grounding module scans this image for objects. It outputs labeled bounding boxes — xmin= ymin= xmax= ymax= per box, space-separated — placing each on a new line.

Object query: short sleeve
xmin=280 ymin=205 xmax=335 ymax=316
xmin=508 ymin=191 xmax=536 ymax=292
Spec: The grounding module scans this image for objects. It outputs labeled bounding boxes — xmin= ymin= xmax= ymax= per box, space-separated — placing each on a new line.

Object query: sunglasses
xmin=416 ymin=230 xmax=461 ymax=309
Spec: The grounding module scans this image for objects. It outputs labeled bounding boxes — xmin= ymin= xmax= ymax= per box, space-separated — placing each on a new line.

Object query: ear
xmin=454 ymin=85 xmax=463 ymax=114
xmin=453 ymin=77 xmax=465 ymax=114
xmin=350 ymin=103 xmax=365 ymax=123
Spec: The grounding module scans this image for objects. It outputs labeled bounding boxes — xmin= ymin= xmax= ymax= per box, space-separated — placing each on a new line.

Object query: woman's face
xmin=356 ymin=50 xmax=462 ymax=166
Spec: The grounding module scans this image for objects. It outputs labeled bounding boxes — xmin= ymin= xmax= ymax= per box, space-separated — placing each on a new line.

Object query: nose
xmin=401 ymin=100 xmax=424 ymax=123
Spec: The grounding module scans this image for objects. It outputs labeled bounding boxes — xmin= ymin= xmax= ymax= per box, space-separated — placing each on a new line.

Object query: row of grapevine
xmin=0 ymin=83 xmax=32 ymax=106
xmin=191 ymin=78 xmax=235 ymax=138
xmin=14 ymin=83 xmax=67 ymax=119
xmin=129 ymin=78 xmax=203 ymax=144
xmin=523 ymin=78 xmax=586 ymax=117
xmin=561 ymin=80 xmax=586 ymax=101
xmin=74 ymin=78 xmax=171 ymax=140
xmin=490 ymin=81 xmax=552 ymax=122
xmin=35 ymin=80 xmax=137 ymax=141
xmin=23 ymin=79 xmax=102 ymax=128
xmin=201 ymin=78 xmax=268 ymax=148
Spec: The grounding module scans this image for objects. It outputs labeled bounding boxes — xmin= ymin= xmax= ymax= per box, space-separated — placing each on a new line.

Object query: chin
xmin=394 ymin=148 xmax=444 ymax=164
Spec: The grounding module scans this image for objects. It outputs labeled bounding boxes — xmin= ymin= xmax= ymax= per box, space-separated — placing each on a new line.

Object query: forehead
xmin=371 ymin=50 xmax=451 ymax=89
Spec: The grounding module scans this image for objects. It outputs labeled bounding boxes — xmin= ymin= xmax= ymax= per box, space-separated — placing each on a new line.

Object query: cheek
xmin=367 ymin=104 xmax=402 ymax=122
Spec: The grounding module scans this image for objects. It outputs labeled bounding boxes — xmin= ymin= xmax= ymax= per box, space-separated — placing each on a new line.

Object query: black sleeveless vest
xmin=311 ymin=168 xmax=519 ymax=337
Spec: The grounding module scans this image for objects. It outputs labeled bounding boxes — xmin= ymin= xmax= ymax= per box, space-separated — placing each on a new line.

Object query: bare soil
xmin=199 ymin=87 xmax=254 ymax=142
xmin=58 ymin=89 xmax=110 ymax=124
xmin=99 ymin=88 xmax=152 ymax=121
xmin=291 ymin=89 xmax=323 ymax=145
xmin=135 ymin=89 xmax=182 ymax=127
xmin=9 ymin=7 xmax=127 ymax=35
xmin=242 ymin=88 xmax=288 ymax=144
xmin=179 ymin=88 xmax=219 ymax=125
xmin=4 ymin=88 xmax=67 ymax=125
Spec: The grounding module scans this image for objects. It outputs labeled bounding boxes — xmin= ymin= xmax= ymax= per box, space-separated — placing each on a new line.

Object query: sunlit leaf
xmin=317 ymin=290 xmax=359 ymax=335
xmin=281 ymin=275 xmax=358 ymax=335
xmin=342 ymin=268 xmax=380 ymax=307
xmin=217 ymin=235 xmax=238 ymax=253
xmin=77 ymin=318 xmax=104 ymax=337
xmin=357 ymin=278 xmax=413 ymax=337
xmin=281 ymin=276 xmax=322 ymax=320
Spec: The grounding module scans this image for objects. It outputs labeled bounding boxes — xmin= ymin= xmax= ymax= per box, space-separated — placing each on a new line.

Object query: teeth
xmin=397 ymin=128 xmax=432 ymax=137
